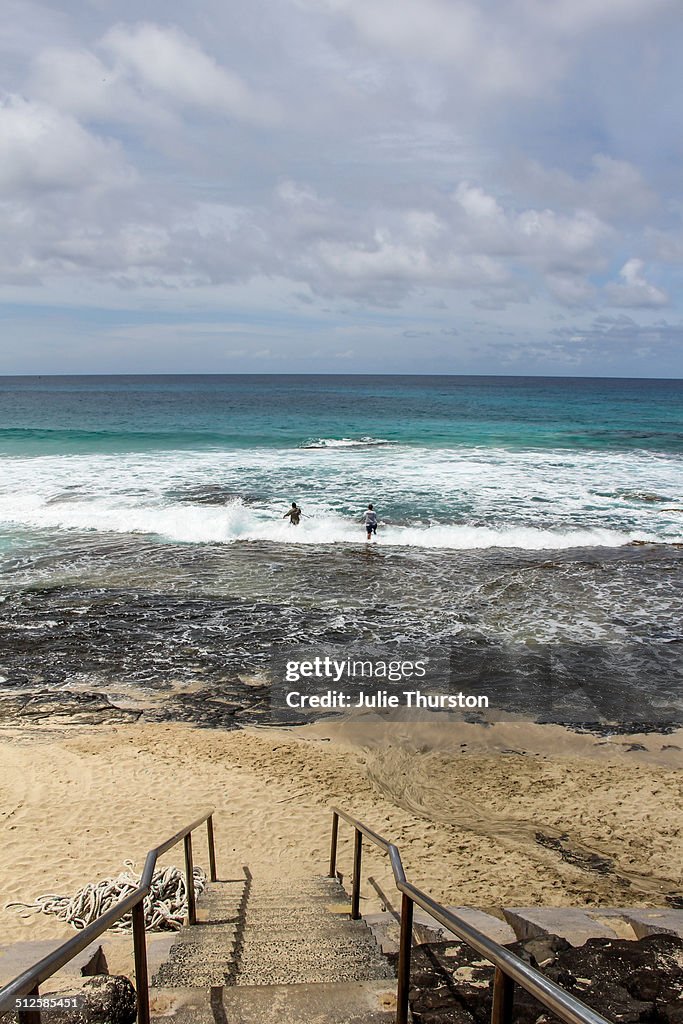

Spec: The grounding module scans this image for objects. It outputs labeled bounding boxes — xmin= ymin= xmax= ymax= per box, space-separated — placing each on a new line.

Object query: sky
xmin=1 ymin=0 xmax=683 ymax=376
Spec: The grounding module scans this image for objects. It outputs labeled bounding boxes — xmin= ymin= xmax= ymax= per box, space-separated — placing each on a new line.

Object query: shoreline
xmin=1 ymin=716 xmax=680 ymax=953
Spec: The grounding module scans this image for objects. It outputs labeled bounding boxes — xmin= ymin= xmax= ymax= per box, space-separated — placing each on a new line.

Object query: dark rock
xmin=513 ymin=933 xmax=571 ymax=967
xmin=20 ymin=976 xmax=138 ymax=1024
xmin=397 ymin=933 xmax=683 ymax=1024
xmin=535 ymin=934 xmax=683 ymax=1023
xmin=80 ymin=976 xmax=137 ymax=1024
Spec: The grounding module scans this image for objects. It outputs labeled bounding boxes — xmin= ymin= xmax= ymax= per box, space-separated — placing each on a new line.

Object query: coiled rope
xmin=6 ymin=862 xmax=207 ymax=932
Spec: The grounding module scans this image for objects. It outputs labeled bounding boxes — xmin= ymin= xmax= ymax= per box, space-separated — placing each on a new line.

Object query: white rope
xmin=6 ymin=862 xmax=207 ymax=932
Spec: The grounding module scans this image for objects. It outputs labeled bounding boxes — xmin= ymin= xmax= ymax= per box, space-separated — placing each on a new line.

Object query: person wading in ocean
xmin=363 ymin=503 xmax=378 ymax=540
xmin=283 ymin=501 xmax=304 ymax=525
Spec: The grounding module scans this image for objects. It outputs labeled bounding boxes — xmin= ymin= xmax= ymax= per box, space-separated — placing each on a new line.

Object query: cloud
xmin=544 ymin=273 xmax=597 ymax=307
xmin=0 ymin=162 xmax=618 ymax=309
xmin=301 ymin=0 xmax=676 ymax=99
xmin=0 ymin=93 xmax=134 ymax=191
xmin=25 ymin=21 xmax=280 ymax=136
xmin=451 ymin=182 xmax=611 ymax=301
xmin=101 ymin=22 xmax=279 ymax=122
xmin=509 ymin=154 xmax=657 ymax=223
xmin=604 ymin=258 xmax=668 ymax=308
xmin=521 ymin=0 xmax=675 ymax=35
xmin=307 ymin=0 xmax=551 ymax=96
xmin=28 ymin=46 xmax=165 ymax=127
xmin=533 ymin=312 xmax=683 ymax=375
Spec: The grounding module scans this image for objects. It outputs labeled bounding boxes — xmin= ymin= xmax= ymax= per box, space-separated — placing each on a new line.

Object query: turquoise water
xmin=1 ymin=375 xmax=682 ymax=455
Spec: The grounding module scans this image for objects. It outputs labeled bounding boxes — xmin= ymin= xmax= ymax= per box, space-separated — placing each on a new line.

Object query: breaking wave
xmin=0 ymin=443 xmax=681 ymax=551
xmin=0 ymin=495 xmax=658 ymax=550
xmin=300 ymin=436 xmax=394 ymax=449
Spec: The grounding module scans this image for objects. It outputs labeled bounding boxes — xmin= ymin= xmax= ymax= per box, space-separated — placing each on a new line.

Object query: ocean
xmin=0 ymin=374 xmax=681 ymax=729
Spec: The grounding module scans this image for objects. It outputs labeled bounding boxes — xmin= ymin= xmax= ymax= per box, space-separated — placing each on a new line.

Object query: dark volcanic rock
xmin=22 ymin=976 xmax=138 ymax=1024
xmin=398 ymin=933 xmax=683 ymax=1024
xmin=533 ymin=934 xmax=683 ymax=1023
xmin=79 ymin=976 xmax=137 ymax=1024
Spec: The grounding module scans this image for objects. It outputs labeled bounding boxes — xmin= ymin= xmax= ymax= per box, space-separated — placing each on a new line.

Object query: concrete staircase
xmin=2 ymin=891 xmax=681 ymax=1024
xmin=150 ymin=874 xmax=397 ymax=1024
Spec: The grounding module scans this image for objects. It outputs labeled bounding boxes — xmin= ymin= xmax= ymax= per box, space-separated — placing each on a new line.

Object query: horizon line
xmin=1 ymin=371 xmax=682 ymax=383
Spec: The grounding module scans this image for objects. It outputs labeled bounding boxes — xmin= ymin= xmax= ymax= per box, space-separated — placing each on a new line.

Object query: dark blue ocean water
xmin=1 ymin=374 xmax=682 ymax=455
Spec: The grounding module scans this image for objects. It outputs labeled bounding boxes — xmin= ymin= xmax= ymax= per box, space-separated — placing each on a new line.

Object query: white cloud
xmin=455 ymin=183 xmax=504 ymax=221
xmin=515 ymin=208 xmax=610 ymax=272
xmin=0 ymin=93 xmax=134 ymax=191
xmin=102 ymin=22 xmax=279 ymax=121
xmin=453 ymin=182 xmax=611 ymax=281
xmin=604 ymin=258 xmax=668 ymax=308
xmin=28 ymin=46 xmax=168 ymax=128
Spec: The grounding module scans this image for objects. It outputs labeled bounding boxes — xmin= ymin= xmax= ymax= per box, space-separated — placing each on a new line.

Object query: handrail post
xmin=132 ymin=901 xmax=150 ymax=1024
xmin=491 ymin=967 xmax=515 ymax=1024
xmin=17 ymin=983 xmax=41 ymax=1024
xmin=396 ymin=893 xmax=413 ymax=1024
xmin=351 ymin=828 xmax=363 ymax=920
xmin=329 ymin=811 xmax=339 ymax=878
xmin=184 ymin=833 xmax=196 ymax=925
xmin=206 ymin=815 xmax=218 ymax=882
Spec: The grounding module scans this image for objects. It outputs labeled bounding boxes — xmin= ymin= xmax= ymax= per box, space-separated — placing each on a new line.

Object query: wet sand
xmin=0 ymin=716 xmax=681 ymax=949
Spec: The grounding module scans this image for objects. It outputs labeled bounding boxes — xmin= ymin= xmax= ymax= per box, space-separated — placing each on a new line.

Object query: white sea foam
xmin=300 ymin=436 xmax=393 ymax=448
xmin=0 ymin=445 xmax=681 ymax=550
xmin=0 ymin=498 xmax=648 ymax=549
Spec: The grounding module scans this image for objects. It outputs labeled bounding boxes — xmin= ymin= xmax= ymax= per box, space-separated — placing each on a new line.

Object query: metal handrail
xmin=330 ymin=807 xmax=612 ymax=1024
xmin=0 ymin=809 xmax=218 ymax=1024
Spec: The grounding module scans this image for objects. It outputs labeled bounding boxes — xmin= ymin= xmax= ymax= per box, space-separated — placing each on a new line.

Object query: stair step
xmin=202 ymin=892 xmax=344 ymax=905
xmin=208 ymin=889 xmax=347 ymax=901
xmin=150 ymin=980 xmax=398 ymax=1023
xmin=164 ymin=925 xmax=239 ymax=946
xmin=235 ymin=908 xmax=350 ymax=923
xmin=234 ymin=959 xmax=395 ymax=987
xmin=154 ymin=963 xmax=233 ymax=988
xmin=238 ymin=922 xmax=367 ymax=940
xmin=154 ymin=949 xmax=237 ymax=988
xmin=236 ymin=940 xmax=386 ymax=960
xmin=200 ymin=880 xmax=345 ymax=896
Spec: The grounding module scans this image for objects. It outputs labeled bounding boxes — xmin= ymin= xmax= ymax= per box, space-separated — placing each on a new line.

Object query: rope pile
xmin=6 ymin=862 xmax=207 ymax=932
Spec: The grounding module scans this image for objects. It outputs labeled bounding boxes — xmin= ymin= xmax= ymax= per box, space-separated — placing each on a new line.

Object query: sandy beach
xmin=1 ymin=715 xmax=681 ymax=952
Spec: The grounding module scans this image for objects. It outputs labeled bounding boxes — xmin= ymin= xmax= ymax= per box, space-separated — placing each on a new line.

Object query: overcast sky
xmin=1 ymin=0 xmax=683 ymax=376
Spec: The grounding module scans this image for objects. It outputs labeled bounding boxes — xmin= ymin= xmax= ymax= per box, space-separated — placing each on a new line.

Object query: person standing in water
xmin=283 ymin=501 xmax=303 ymax=525
xmin=363 ymin=503 xmax=378 ymax=540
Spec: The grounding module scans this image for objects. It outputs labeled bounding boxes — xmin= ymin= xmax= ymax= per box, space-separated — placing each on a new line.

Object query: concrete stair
xmin=5 ymin=877 xmax=680 ymax=1024
xmin=150 ymin=874 xmax=397 ymax=1023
